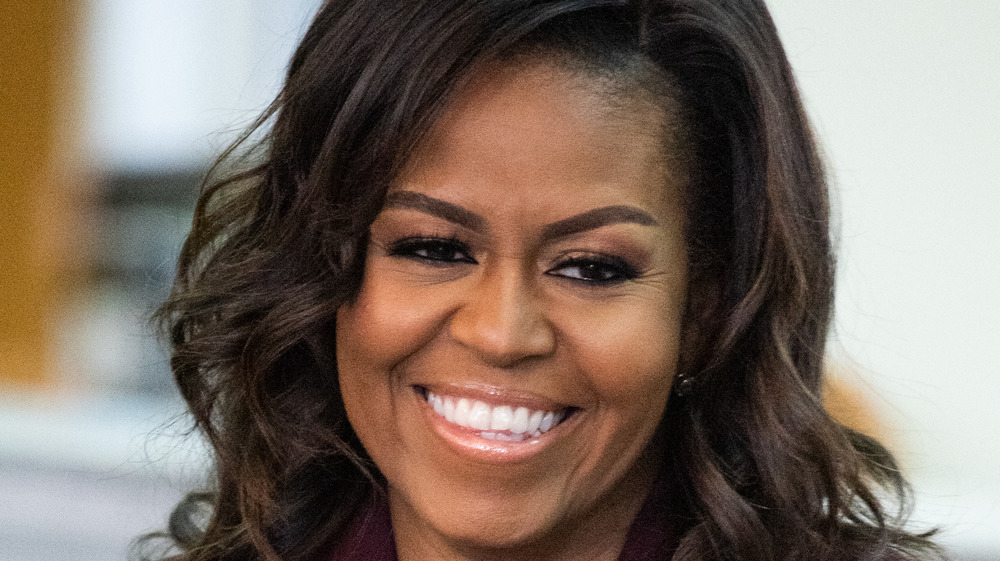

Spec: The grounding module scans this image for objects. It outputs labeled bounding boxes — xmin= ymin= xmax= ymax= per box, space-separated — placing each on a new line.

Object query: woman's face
xmin=336 ymin=61 xmax=689 ymax=555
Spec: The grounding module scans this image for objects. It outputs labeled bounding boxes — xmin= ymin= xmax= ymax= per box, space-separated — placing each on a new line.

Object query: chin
xmin=390 ymin=476 xmax=571 ymax=549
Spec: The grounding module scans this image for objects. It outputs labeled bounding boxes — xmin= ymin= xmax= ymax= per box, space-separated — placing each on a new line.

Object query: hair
xmin=152 ymin=1 xmax=943 ymax=560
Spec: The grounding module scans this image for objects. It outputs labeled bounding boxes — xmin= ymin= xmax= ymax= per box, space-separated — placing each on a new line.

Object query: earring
xmin=673 ymin=374 xmax=694 ymax=397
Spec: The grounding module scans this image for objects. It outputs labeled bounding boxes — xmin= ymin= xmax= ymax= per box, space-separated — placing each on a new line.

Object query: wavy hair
xmin=153 ymin=1 xmax=942 ymax=560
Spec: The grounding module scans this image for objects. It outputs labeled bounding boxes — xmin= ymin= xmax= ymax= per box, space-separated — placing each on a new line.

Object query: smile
xmin=414 ymin=385 xmax=577 ymax=445
xmin=428 ymin=391 xmax=567 ymax=441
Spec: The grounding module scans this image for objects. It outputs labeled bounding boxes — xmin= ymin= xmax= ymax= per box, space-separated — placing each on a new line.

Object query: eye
xmin=387 ymin=237 xmax=477 ymax=265
xmin=547 ymin=256 xmax=639 ymax=285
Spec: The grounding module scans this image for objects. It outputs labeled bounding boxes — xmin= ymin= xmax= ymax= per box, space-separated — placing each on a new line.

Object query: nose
xmin=449 ymin=259 xmax=556 ymax=367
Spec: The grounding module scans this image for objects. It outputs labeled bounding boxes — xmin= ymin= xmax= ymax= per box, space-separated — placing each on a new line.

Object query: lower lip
xmin=416 ymin=392 xmax=573 ymax=464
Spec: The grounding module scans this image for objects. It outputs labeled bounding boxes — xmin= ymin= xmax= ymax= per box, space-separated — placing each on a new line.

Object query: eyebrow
xmin=384 ymin=190 xmax=658 ymax=239
xmin=385 ymin=191 xmax=487 ymax=232
xmin=540 ymin=205 xmax=658 ymax=241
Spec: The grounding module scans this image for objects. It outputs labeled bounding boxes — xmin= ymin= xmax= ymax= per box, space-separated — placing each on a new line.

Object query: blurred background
xmin=0 ymin=0 xmax=996 ymax=559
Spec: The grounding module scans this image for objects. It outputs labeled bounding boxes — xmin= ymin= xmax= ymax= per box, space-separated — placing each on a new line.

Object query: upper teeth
xmin=426 ymin=391 xmax=563 ymax=438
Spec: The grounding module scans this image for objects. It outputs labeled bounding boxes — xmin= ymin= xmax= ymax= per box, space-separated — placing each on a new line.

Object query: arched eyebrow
xmin=540 ymin=205 xmax=658 ymax=241
xmin=384 ymin=190 xmax=658 ymax=240
xmin=385 ymin=191 xmax=486 ymax=232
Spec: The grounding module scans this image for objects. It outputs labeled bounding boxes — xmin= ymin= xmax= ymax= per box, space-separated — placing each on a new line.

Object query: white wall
xmin=85 ymin=0 xmax=322 ymax=171
xmin=767 ymin=1 xmax=1000 ymax=554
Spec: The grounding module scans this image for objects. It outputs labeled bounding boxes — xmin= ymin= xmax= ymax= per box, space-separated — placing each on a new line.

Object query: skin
xmin=335 ymin=59 xmax=690 ymax=561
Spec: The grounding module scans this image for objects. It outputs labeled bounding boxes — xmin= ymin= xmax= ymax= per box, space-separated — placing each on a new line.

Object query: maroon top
xmin=327 ymin=478 xmax=681 ymax=561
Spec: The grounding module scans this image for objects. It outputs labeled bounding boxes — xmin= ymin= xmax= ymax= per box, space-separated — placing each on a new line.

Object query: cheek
xmin=556 ymin=291 xmax=684 ymax=421
xmin=335 ymin=266 xmax=426 ymax=437
xmin=335 ymin=259 xmax=466 ymax=438
xmin=542 ymin=288 xmax=684 ymax=498
xmin=336 ymin=262 xmax=451 ymax=372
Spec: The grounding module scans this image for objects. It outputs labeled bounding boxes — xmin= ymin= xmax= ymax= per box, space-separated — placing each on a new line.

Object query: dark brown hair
xmin=153 ymin=1 xmax=942 ymax=560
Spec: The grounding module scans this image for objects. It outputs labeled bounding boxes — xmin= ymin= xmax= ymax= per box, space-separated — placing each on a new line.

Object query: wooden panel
xmin=0 ymin=0 xmax=86 ymax=388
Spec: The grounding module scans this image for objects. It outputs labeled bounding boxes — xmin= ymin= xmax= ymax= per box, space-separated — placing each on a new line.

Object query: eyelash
xmin=387 ymin=236 xmax=477 ymax=265
xmin=386 ymin=237 xmax=640 ymax=285
xmin=551 ymin=255 xmax=640 ymax=284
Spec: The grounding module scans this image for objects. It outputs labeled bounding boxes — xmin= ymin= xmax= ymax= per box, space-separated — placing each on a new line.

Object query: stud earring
xmin=673 ymin=374 xmax=694 ymax=397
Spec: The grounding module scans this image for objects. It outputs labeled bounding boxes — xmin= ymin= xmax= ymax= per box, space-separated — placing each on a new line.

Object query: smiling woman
xmin=152 ymin=1 xmax=943 ymax=561
xmin=335 ymin=61 xmax=688 ymax=557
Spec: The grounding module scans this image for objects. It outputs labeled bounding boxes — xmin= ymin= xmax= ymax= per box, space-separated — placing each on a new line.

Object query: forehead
xmin=397 ymin=59 xmax=688 ymax=220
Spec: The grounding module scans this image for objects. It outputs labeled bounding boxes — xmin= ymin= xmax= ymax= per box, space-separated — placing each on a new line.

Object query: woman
xmin=154 ymin=0 xmax=942 ymax=560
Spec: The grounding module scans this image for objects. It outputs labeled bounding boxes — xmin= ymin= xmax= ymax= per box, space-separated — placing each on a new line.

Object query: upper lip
xmin=413 ymin=382 xmax=581 ymax=413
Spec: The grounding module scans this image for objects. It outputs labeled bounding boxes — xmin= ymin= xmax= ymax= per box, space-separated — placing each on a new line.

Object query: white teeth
xmin=469 ymin=401 xmax=492 ymax=430
xmin=431 ymin=393 xmax=445 ymax=415
xmin=539 ymin=412 xmax=555 ymax=432
xmin=510 ymin=407 xmax=529 ymax=434
xmin=454 ymin=398 xmax=472 ymax=427
xmin=423 ymin=390 xmax=568 ymax=438
xmin=444 ymin=397 xmax=456 ymax=423
xmin=526 ymin=410 xmax=543 ymax=433
xmin=494 ymin=432 xmax=523 ymax=442
xmin=490 ymin=405 xmax=513 ymax=431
